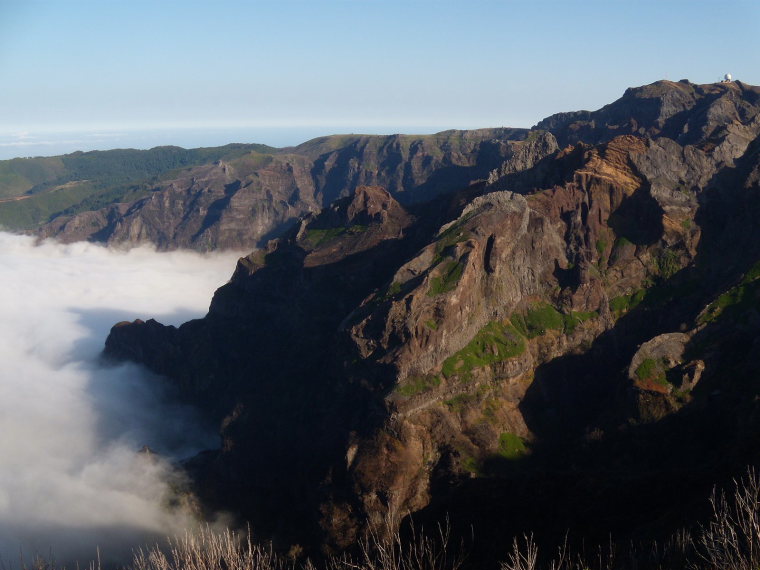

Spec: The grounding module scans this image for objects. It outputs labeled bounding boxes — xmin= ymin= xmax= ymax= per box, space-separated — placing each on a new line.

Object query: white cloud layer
xmin=0 ymin=233 xmax=244 ymax=565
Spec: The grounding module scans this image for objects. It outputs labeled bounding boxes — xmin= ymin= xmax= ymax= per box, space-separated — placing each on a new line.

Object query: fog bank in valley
xmin=0 ymin=232 xmax=244 ymax=564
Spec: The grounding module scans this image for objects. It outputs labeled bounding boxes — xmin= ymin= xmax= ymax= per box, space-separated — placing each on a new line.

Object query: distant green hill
xmin=0 ymin=143 xmax=273 ymax=231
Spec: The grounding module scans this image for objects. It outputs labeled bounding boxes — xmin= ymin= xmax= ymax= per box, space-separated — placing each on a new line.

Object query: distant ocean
xmin=0 ymin=125 xmax=458 ymax=160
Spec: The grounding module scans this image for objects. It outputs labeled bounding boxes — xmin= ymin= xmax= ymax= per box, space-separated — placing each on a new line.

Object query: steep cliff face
xmin=104 ymin=80 xmax=760 ymax=561
xmin=39 ymin=129 xmax=533 ymax=251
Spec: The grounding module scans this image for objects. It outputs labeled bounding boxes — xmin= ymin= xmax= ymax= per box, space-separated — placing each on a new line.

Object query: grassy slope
xmin=0 ymin=156 xmax=67 ymax=199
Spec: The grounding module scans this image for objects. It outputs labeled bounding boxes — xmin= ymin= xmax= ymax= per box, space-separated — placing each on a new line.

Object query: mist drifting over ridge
xmin=0 ymin=232 xmax=243 ymax=564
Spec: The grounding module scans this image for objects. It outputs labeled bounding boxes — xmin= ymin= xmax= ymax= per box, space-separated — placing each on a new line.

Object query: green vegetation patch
xmin=385 ymin=281 xmax=402 ymax=298
xmin=396 ymin=374 xmax=441 ymax=397
xmin=635 ymin=358 xmax=660 ymax=381
xmin=562 ymin=310 xmax=598 ymax=334
xmin=246 ymin=250 xmax=268 ymax=266
xmin=509 ymin=304 xmax=596 ymax=337
xmin=0 ymin=180 xmax=101 ymax=230
xmin=431 ymin=215 xmax=473 ymax=266
xmin=655 ymin=248 xmax=682 ymax=279
xmin=428 ymin=259 xmax=465 ymax=296
xmin=425 ymin=319 xmax=439 ymax=331
xmin=741 ymin=260 xmax=760 ymax=285
xmin=698 ymin=260 xmax=760 ymax=325
xmin=461 ymin=456 xmax=481 ymax=475
xmin=699 ymin=278 xmax=760 ymax=325
xmin=441 ymin=321 xmax=525 ymax=382
xmin=511 ymin=303 xmax=564 ymax=338
xmin=609 ymin=289 xmax=647 ymax=318
xmin=0 ymin=156 xmax=66 ymax=199
xmin=229 ymin=151 xmax=274 ymax=171
xmin=497 ymin=432 xmax=528 ymax=459
xmin=303 ymin=224 xmax=368 ymax=248
xmin=373 ymin=281 xmax=403 ymax=305
xmin=634 ymin=358 xmax=671 ymax=390
xmin=304 ymin=227 xmax=345 ymax=246
xmin=481 ymin=398 xmax=500 ymax=424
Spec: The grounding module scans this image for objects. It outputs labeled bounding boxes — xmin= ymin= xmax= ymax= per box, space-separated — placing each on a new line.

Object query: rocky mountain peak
xmin=346 ymin=185 xmax=401 ymax=225
xmin=536 ymin=79 xmax=760 ymax=148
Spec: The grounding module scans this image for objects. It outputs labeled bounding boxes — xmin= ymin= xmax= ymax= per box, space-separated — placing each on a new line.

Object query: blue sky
xmin=1 ymin=0 xmax=759 ymax=155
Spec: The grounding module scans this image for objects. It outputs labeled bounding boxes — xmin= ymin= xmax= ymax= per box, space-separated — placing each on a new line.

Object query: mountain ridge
xmin=54 ymin=79 xmax=760 ymax=564
xmin=29 ymin=128 xmax=530 ymax=250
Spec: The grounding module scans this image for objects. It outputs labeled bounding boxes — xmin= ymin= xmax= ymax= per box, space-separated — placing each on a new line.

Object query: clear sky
xmin=1 ymin=0 xmax=759 ymax=156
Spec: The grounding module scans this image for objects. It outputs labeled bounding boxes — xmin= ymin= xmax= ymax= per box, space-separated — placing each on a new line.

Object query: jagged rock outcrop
xmin=104 ymin=80 xmax=760 ymax=564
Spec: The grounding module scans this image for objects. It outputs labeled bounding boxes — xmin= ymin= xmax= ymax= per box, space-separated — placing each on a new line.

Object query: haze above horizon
xmin=1 ymin=0 xmax=759 ymax=159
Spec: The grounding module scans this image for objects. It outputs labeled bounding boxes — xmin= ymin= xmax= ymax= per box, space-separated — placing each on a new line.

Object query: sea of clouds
xmin=0 ymin=232 xmax=244 ymax=565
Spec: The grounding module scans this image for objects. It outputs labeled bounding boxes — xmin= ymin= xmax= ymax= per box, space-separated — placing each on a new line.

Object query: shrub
xmin=17 ymin=470 xmax=760 ymax=570
xmin=695 ymin=468 xmax=760 ymax=570
xmin=499 ymin=469 xmax=760 ymax=570
xmin=130 ymin=526 xmax=285 ymax=570
xmin=129 ymin=520 xmax=464 ymax=570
